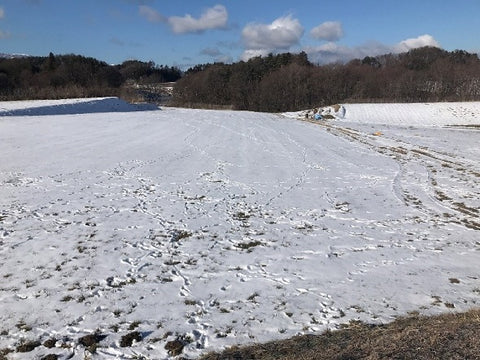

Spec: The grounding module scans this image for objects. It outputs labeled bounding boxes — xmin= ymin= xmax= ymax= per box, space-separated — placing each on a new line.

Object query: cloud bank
xmin=241 ymin=15 xmax=304 ymax=60
xmin=394 ymin=34 xmax=440 ymax=53
xmin=310 ymin=21 xmax=343 ymax=41
xmin=139 ymin=5 xmax=228 ymax=34
xmin=136 ymin=4 xmax=441 ymax=65
xmin=306 ymin=34 xmax=440 ymax=64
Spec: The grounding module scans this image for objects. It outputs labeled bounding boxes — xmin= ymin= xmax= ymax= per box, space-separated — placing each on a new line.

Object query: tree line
xmin=172 ymin=47 xmax=480 ymax=112
xmin=2 ymin=48 xmax=479 ymax=109
xmin=0 ymin=53 xmax=181 ymax=101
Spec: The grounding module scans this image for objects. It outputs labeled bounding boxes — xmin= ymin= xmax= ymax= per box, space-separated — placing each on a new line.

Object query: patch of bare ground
xmin=200 ymin=309 xmax=480 ymax=360
xmin=446 ymin=124 xmax=480 ymax=130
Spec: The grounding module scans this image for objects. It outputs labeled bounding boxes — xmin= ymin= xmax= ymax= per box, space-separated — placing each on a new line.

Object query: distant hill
xmin=2 ymin=48 xmax=480 ymax=108
xmin=0 ymin=53 xmax=29 ymax=59
xmin=0 ymin=53 xmax=181 ymax=101
xmin=172 ymin=47 xmax=480 ymax=112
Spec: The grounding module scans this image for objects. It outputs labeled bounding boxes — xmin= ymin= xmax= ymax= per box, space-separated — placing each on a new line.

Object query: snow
xmin=287 ymin=101 xmax=480 ymax=127
xmin=0 ymin=98 xmax=479 ymax=359
xmin=0 ymin=97 xmax=157 ymax=117
xmin=342 ymin=102 xmax=480 ymax=126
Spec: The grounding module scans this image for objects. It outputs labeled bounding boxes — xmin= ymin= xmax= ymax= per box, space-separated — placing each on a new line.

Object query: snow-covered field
xmin=0 ymin=98 xmax=479 ymax=359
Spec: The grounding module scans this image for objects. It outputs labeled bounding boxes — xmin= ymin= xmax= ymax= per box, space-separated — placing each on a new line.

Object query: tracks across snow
xmin=315 ymin=121 xmax=480 ymax=231
xmin=0 ymin=103 xmax=479 ymax=359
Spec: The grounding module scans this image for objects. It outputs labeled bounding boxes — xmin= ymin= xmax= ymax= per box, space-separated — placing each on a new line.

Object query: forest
xmin=0 ymin=53 xmax=181 ymax=101
xmin=173 ymin=47 xmax=480 ymax=112
xmin=1 ymin=47 xmax=480 ymax=111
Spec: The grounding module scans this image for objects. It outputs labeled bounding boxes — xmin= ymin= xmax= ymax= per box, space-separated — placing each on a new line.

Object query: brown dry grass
xmin=200 ymin=309 xmax=480 ymax=360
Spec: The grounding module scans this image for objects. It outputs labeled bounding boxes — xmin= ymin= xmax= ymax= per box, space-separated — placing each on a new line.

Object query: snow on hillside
xmin=286 ymin=101 xmax=480 ymax=127
xmin=0 ymin=99 xmax=479 ymax=359
xmin=343 ymin=102 xmax=480 ymax=126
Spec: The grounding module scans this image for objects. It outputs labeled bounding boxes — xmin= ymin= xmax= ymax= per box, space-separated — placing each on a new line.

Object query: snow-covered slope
xmin=0 ymin=97 xmax=157 ymax=116
xmin=287 ymin=101 xmax=480 ymax=127
xmin=0 ymin=99 xmax=479 ymax=359
xmin=343 ymin=102 xmax=480 ymax=126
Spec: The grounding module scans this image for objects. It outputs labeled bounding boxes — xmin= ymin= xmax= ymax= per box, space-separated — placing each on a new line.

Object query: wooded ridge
xmin=0 ymin=53 xmax=181 ymax=101
xmin=1 ymin=47 xmax=479 ymax=111
xmin=173 ymin=47 xmax=480 ymax=112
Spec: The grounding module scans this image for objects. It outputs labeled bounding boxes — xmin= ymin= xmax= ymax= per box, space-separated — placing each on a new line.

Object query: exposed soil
xmin=201 ymin=309 xmax=480 ymax=360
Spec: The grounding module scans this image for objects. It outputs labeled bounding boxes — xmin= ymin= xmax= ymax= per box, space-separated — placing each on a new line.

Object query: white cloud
xmin=394 ymin=34 xmax=440 ymax=53
xmin=310 ymin=21 xmax=343 ymax=42
xmin=139 ymin=5 xmax=165 ymax=23
xmin=168 ymin=5 xmax=228 ymax=34
xmin=0 ymin=8 xmax=8 ymax=40
xmin=306 ymin=34 xmax=440 ymax=64
xmin=241 ymin=15 xmax=304 ymax=60
xmin=305 ymin=41 xmax=390 ymax=64
xmin=241 ymin=49 xmax=271 ymax=60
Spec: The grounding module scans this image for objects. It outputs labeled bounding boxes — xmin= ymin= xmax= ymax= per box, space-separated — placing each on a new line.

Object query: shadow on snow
xmin=0 ymin=97 xmax=159 ymax=117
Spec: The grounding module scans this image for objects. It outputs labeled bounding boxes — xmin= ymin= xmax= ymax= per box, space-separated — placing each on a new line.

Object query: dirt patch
xmin=120 ymin=331 xmax=142 ymax=347
xmin=446 ymin=124 xmax=480 ymax=130
xmin=235 ymin=240 xmax=262 ymax=251
xmin=322 ymin=114 xmax=336 ymax=119
xmin=0 ymin=348 xmax=13 ymax=360
xmin=40 ymin=355 xmax=58 ymax=360
xmin=165 ymin=339 xmax=185 ymax=356
xmin=165 ymin=335 xmax=193 ymax=357
xmin=16 ymin=340 xmax=41 ymax=353
xmin=78 ymin=333 xmax=107 ymax=353
xmin=452 ymin=202 xmax=479 ymax=216
xmin=200 ymin=309 xmax=480 ymax=360
xmin=43 ymin=338 xmax=57 ymax=348
xmin=462 ymin=219 xmax=480 ymax=231
xmin=78 ymin=333 xmax=107 ymax=347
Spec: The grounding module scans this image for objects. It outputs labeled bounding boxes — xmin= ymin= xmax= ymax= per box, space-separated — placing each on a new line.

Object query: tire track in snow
xmin=308 ymin=120 xmax=480 ymax=231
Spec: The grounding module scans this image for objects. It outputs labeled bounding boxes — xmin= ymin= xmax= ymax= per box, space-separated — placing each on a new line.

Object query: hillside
xmin=286 ymin=101 xmax=480 ymax=127
xmin=0 ymin=54 xmax=181 ymax=101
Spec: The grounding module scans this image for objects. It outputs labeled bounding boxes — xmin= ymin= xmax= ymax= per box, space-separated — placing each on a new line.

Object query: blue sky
xmin=1 ymin=0 xmax=479 ymax=68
